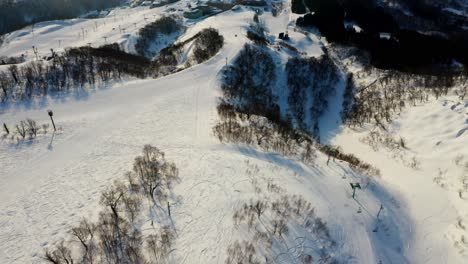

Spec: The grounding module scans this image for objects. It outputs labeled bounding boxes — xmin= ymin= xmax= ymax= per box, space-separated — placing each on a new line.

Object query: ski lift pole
xmin=48 ymin=110 xmax=56 ymax=131
xmin=32 ymin=46 xmax=39 ymax=61
xmin=376 ymin=204 xmax=384 ymax=219
xmin=167 ymin=202 xmax=171 ymax=217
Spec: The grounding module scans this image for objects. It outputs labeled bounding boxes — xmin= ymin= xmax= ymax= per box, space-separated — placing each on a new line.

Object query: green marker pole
xmin=350 ymin=183 xmax=361 ymax=199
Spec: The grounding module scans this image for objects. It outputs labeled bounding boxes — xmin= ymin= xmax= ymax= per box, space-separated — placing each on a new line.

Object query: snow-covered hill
xmin=0 ymin=1 xmax=467 ymax=263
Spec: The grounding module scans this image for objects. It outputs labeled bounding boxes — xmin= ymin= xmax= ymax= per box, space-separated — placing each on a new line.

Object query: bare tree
xmin=100 ymin=186 xmax=124 ymax=219
xmin=26 ymin=119 xmax=39 ymax=138
xmin=133 ymin=145 xmax=177 ymax=202
xmin=16 ymin=121 xmax=27 ymax=139
xmin=44 ymin=241 xmax=74 ymax=264
xmin=71 ymin=219 xmax=95 ymax=263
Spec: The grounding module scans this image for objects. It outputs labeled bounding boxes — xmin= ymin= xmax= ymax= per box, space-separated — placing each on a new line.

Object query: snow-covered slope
xmin=0 ymin=1 xmax=467 ymax=264
xmin=0 ymin=2 xmax=188 ymax=60
xmin=332 ymin=96 xmax=468 ymax=263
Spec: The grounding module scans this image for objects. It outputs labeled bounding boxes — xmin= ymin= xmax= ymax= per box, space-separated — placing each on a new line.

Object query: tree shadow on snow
xmin=235 ymin=145 xmax=308 ymax=175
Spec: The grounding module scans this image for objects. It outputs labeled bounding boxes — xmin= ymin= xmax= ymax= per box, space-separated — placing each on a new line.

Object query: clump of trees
xmin=44 ymin=145 xmax=178 ymax=264
xmin=151 ymin=32 xmax=201 ymax=73
xmin=135 ymin=16 xmax=184 ymax=58
xmin=130 ymin=145 xmax=178 ymax=202
xmin=341 ymin=68 xmax=467 ymax=128
xmin=286 ymin=52 xmax=340 ymax=137
xmin=227 ymin=186 xmax=338 ymax=263
xmin=246 ymin=30 xmax=268 ymax=46
xmin=360 ymin=130 xmax=420 ymax=169
xmin=215 ymin=40 xmax=383 ymax=179
xmin=319 ymin=144 xmax=381 ymax=177
xmin=221 ymin=44 xmax=278 ymax=118
xmin=1 ymin=119 xmax=55 ymax=143
xmin=0 ymin=55 xmax=25 ymax=65
xmin=192 ymin=28 xmax=224 ymax=63
xmin=362 ymin=130 xmax=406 ymax=152
xmin=151 ymin=28 xmax=224 ymax=75
xmin=246 ymin=16 xmax=268 ymax=47
xmin=213 ymin=102 xmax=317 ymax=164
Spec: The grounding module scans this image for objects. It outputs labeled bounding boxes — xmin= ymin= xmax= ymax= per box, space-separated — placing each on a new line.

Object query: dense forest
xmin=0 ymin=0 xmax=125 ymax=35
xmin=293 ymin=0 xmax=468 ymax=74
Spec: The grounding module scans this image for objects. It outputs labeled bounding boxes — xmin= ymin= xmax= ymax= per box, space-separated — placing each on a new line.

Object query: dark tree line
xmin=0 ymin=44 xmax=150 ymax=102
xmin=135 ymin=16 xmax=184 ymax=58
xmin=286 ymin=53 xmax=340 ymax=137
xmin=0 ymin=0 xmax=125 ymax=35
xmin=294 ymin=0 xmax=468 ymax=73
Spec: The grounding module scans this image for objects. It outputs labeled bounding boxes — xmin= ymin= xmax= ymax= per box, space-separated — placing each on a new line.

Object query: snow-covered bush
xmin=343 ymin=69 xmax=467 ymax=127
xmin=229 ymin=193 xmax=338 ymax=263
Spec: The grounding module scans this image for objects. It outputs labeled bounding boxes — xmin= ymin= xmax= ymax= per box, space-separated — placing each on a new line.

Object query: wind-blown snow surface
xmin=0 ymin=1 xmax=467 ymax=264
